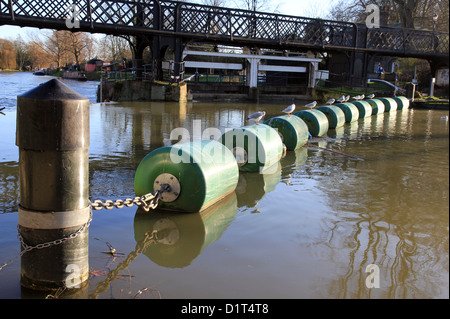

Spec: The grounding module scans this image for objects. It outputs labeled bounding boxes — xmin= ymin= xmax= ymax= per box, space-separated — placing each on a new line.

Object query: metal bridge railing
xmin=100 ymin=59 xmax=187 ymax=83
xmin=0 ymin=0 xmax=448 ymax=58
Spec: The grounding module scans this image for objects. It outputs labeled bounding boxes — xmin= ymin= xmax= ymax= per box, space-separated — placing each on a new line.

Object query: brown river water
xmin=0 ymin=72 xmax=448 ymax=299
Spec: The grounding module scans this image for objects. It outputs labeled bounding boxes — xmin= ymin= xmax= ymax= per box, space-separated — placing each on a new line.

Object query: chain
xmin=89 ymin=184 xmax=170 ymax=212
xmin=0 ymin=213 xmax=92 ymax=271
xmin=1 ymin=186 xmax=171 ymax=272
xmin=16 ymin=211 xmax=93 ymax=257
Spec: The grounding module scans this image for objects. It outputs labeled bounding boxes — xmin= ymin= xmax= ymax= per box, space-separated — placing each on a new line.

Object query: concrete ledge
xmin=98 ymin=81 xmax=187 ymax=102
xmin=191 ymin=92 xmax=309 ymax=102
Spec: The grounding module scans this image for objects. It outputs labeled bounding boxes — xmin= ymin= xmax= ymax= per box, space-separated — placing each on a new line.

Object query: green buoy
xmin=316 ymin=106 xmax=346 ymax=129
xmin=134 ymin=140 xmax=239 ymax=213
xmin=221 ymin=124 xmax=284 ymax=173
xmin=334 ymin=103 xmax=360 ymax=122
xmin=293 ymin=109 xmax=329 ymax=136
xmin=264 ymin=115 xmax=309 ymax=150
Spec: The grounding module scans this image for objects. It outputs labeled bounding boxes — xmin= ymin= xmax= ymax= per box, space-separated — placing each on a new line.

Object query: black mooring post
xmin=16 ymin=79 xmax=90 ymax=292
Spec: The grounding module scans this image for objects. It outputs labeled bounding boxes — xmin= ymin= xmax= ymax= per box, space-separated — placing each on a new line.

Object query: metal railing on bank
xmin=100 ymin=60 xmax=153 ymax=82
xmin=100 ymin=60 xmax=189 ymax=84
xmin=185 ymin=71 xmax=246 ymax=85
xmin=316 ymin=76 xmax=405 ymax=97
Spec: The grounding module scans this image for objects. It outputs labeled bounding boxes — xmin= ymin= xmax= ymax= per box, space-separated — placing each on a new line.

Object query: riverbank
xmin=49 ymin=70 xmax=101 ymax=81
xmin=412 ymin=97 xmax=450 ymax=110
xmin=0 ymin=69 xmax=21 ymax=73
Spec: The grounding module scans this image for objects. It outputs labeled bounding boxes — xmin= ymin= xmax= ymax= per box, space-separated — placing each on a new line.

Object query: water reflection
xmin=280 ymin=147 xmax=308 ymax=185
xmin=370 ymin=113 xmax=386 ymax=136
xmin=134 ymin=193 xmax=238 ymax=268
xmin=343 ymin=121 xmax=359 ymax=140
xmin=328 ymin=126 xmax=345 ymax=139
xmin=0 ymin=161 xmax=19 ymax=214
xmin=310 ymin=109 xmax=449 ymax=298
xmin=235 ymin=164 xmax=281 ymax=209
xmin=0 ymin=73 xmax=448 ymax=298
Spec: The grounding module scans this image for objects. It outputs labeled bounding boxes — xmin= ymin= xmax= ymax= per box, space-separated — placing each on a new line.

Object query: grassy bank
xmin=312 ymin=87 xmax=366 ymax=102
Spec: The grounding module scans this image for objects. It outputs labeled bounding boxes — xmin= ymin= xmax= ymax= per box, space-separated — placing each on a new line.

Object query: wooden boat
xmin=62 ymin=71 xmax=88 ymax=81
xmin=33 ymin=70 xmax=46 ymax=76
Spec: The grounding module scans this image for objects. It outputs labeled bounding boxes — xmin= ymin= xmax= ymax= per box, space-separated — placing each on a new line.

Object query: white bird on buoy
xmin=247 ymin=111 xmax=266 ymax=125
xmin=344 ymin=95 xmax=350 ymax=102
xmin=305 ymin=101 xmax=318 ymax=110
xmin=282 ymin=104 xmax=296 ymax=116
xmin=367 ymin=93 xmax=375 ymax=99
xmin=352 ymin=95 xmax=362 ymax=101
xmin=336 ymin=95 xmax=346 ymax=103
xmin=361 ymin=94 xmax=365 ymax=100
xmin=325 ymin=98 xmax=335 ymax=105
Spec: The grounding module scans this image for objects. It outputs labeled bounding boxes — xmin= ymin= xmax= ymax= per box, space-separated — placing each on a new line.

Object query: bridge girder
xmin=1 ymin=0 xmax=448 ymax=82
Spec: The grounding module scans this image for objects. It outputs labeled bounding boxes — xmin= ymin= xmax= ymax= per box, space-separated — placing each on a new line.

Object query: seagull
xmin=336 ymin=95 xmax=346 ymax=103
xmin=361 ymin=94 xmax=365 ymax=100
xmin=305 ymin=101 xmax=318 ymax=110
xmin=352 ymin=95 xmax=362 ymax=101
xmin=367 ymin=93 xmax=375 ymax=99
xmin=345 ymin=95 xmax=350 ymax=102
xmin=282 ymin=104 xmax=296 ymax=116
xmin=248 ymin=111 xmax=266 ymax=125
xmin=325 ymin=98 xmax=335 ymax=105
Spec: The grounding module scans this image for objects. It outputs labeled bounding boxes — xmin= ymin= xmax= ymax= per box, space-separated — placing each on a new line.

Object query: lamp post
xmin=430 ymin=13 xmax=438 ymax=97
xmin=433 ymin=13 xmax=438 ymax=31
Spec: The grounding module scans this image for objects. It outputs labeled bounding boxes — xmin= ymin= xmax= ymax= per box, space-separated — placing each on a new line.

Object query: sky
xmin=0 ymin=0 xmax=335 ymax=41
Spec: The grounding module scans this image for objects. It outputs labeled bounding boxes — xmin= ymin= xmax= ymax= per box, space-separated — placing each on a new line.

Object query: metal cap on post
xmin=16 ymin=79 xmax=90 ymax=292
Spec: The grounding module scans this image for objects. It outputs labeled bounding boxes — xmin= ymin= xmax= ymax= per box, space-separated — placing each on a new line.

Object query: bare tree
xmin=98 ymin=35 xmax=132 ymax=61
xmin=200 ymin=0 xmax=228 ymax=6
xmin=12 ymin=36 xmax=30 ymax=71
xmin=393 ymin=0 xmax=420 ymax=28
xmin=27 ymin=41 xmax=53 ymax=69
xmin=231 ymin=0 xmax=279 ymax=12
xmin=328 ymin=0 xmax=448 ymax=30
xmin=43 ymin=30 xmax=69 ymax=68
xmin=0 ymin=39 xmax=16 ymax=70
xmin=27 ymin=30 xmax=96 ymax=68
xmin=65 ymin=32 xmax=92 ymax=66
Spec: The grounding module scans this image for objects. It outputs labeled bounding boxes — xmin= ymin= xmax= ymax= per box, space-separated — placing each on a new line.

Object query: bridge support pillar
xmin=132 ymin=35 xmax=149 ymax=80
xmin=428 ymin=60 xmax=440 ymax=97
xmin=151 ymin=36 xmax=185 ymax=82
xmin=246 ymin=57 xmax=261 ymax=101
xmin=246 ymin=57 xmax=260 ymax=89
xmin=308 ymin=61 xmax=318 ymax=88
